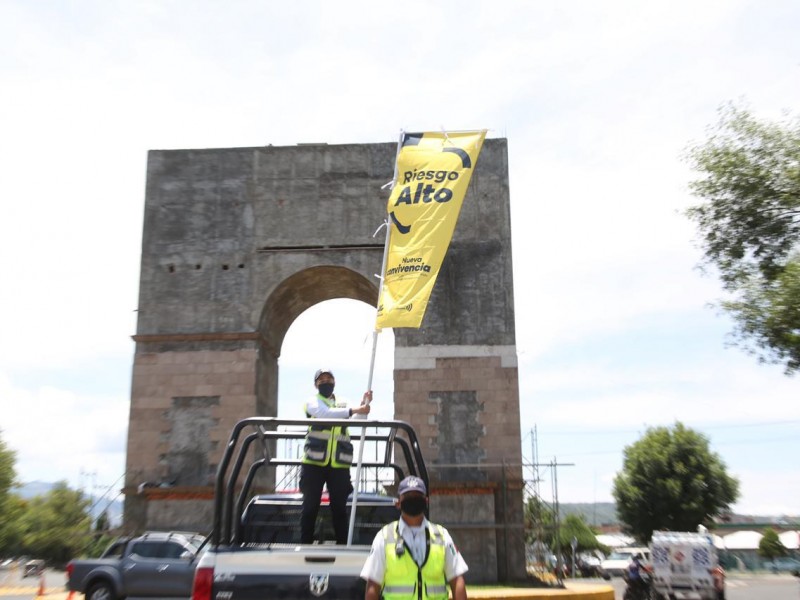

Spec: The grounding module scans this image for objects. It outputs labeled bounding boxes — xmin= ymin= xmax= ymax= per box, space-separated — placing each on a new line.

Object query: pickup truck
xmin=191 ymin=417 xmax=428 ymax=600
xmin=67 ymin=531 xmax=207 ymax=600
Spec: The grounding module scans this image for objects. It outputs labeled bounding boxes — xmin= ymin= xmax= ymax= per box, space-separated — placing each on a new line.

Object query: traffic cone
xmin=37 ymin=573 xmax=45 ymax=596
xmin=66 ymin=592 xmax=74 ymax=600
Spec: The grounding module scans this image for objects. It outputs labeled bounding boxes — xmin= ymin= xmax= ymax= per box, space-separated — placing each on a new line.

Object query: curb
xmin=467 ymin=583 xmax=615 ymax=600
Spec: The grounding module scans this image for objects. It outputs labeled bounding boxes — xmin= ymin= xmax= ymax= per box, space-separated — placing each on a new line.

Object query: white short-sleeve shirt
xmin=360 ymin=517 xmax=469 ymax=585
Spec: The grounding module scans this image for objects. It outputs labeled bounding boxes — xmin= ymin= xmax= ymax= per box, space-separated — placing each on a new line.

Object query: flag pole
xmin=347 ymin=131 xmax=403 ymax=545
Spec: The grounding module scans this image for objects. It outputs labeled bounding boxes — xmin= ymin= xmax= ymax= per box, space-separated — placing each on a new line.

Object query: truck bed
xmin=192 ymin=418 xmax=427 ymax=600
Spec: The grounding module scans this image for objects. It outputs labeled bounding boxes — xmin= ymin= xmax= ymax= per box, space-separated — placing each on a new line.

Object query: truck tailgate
xmin=209 ymin=546 xmax=369 ymax=599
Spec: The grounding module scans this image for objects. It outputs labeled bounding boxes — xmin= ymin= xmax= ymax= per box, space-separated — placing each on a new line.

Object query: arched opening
xmin=255 ymin=265 xmax=394 ymax=421
xmin=276 ymin=298 xmax=395 ymax=422
xmin=255 ymin=266 xmax=395 ymax=495
xmin=274 ymin=298 xmax=395 ymax=491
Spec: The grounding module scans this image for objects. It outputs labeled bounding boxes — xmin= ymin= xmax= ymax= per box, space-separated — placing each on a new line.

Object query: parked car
xmin=23 ymin=559 xmax=45 ymax=577
xmin=67 ymin=531 xmax=206 ymax=600
xmin=764 ymin=557 xmax=800 ymax=573
xmin=576 ymin=553 xmax=605 ymax=577
xmin=600 ymin=547 xmax=650 ymax=577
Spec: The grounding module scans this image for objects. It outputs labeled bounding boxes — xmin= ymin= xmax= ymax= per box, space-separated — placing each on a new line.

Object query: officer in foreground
xmin=301 ymin=368 xmax=371 ymax=544
xmin=361 ymin=475 xmax=468 ymax=600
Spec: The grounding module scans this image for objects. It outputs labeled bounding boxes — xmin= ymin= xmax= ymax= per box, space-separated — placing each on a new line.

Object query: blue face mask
xmin=318 ymin=383 xmax=335 ymax=398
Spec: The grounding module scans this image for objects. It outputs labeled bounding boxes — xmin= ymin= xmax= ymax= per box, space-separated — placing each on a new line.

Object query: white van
xmin=650 ymin=531 xmax=724 ymax=600
xmin=600 ymin=546 xmax=650 ymax=577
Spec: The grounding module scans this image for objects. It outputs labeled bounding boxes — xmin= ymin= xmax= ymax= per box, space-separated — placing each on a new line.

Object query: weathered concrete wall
xmin=432 ymin=491 xmax=498 ymax=583
xmin=126 ymin=138 xmax=525 ymax=581
xmin=394 ymin=353 xmax=521 ymax=473
xmin=136 ymin=144 xmax=393 ymax=336
xmin=146 ymin=498 xmax=214 ymax=532
xmin=126 ymin=348 xmax=258 ymax=487
xmin=135 ymin=140 xmax=513 ymax=345
xmin=394 ymin=349 xmax=525 ymax=580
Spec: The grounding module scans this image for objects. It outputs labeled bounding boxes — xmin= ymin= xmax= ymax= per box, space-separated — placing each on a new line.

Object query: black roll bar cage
xmin=212 ymin=418 xmax=428 ymax=546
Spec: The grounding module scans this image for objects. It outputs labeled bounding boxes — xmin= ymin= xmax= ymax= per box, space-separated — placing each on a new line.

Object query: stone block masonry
xmin=126 ymin=139 xmax=525 ymax=582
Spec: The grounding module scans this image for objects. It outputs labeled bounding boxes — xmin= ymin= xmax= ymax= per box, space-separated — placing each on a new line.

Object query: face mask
xmin=400 ymin=496 xmax=426 ymax=517
xmin=318 ymin=383 xmax=335 ymax=398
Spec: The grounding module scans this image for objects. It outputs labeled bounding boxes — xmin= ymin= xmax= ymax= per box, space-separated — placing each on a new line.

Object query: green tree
xmin=95 ymin=510 xmax=110 ymax=532
xmin=20 ymin=482 xmax=93 ymax=565
xmin=612 ymin=422 xmax=739 ymax=542
xmin=554 ymin=513 xmax=606 ymax=564
xmin=758 ymin=527 xmax=788 ymax=561
xmin=0 ymin=430 xmax=19 ymax=555
xmin=81 ymin=510 xmax=116 ymax=558
xmin=0 ymin=496 xmax=27 ymax=557
xmin=524 ymin=496 xmax=555 ymax=545
xmin=83 ymin=532 xmax=117 ymax=559
xmin=685 ymin=104 xmax=800 ymax=373
xmin=524 ymin=498 xmax=607 ymax=571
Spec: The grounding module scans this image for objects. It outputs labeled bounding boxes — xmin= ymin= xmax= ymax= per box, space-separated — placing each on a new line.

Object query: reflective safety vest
xmin=381 ymin=521 xmax=448 ymax=600
xmin=302 ymin=394 xmax=353 ymax=468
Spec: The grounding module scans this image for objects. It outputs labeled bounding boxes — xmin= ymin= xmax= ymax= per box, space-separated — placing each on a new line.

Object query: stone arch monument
xmin=124 ymin=139 xmax=525 ymax=581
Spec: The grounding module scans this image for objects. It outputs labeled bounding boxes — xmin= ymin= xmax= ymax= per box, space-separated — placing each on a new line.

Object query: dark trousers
xmin=300 ymin=463 xmax=353 ymax=544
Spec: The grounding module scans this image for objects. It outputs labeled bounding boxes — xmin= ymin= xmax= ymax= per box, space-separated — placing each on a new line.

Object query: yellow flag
xmin=376 ymin=130 xmax=487 ymax=329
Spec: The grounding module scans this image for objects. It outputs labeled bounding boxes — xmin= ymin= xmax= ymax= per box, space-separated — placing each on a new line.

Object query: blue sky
xmin=1 ymin=0 xmax=798 ymax=516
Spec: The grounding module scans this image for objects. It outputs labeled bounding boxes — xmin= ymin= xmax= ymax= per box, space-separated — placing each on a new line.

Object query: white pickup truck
xmin=190 ymin=417 xmax=428 ymax=600
xmin=649 ymin=531 xmax=725 ymax=600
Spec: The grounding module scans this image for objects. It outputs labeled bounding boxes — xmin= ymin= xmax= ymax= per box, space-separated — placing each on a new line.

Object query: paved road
xmin=603 ymin=573 xmax=800 ymax=600
xmin=0 ymin=566 xmax=67 ymax=598
xmin=1 ymin=569 xmax=798 ymax=600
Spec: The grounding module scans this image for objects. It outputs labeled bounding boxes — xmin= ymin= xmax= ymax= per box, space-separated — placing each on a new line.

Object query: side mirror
xmin=180 ymin=551 xmax=194 ymax=560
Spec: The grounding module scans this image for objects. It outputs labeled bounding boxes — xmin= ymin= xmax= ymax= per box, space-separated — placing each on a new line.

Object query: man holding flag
xmin=301 ymin=368 xmax=371 ymax=545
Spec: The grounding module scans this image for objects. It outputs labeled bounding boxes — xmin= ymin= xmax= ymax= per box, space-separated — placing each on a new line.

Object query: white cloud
xmin=0 ymin=372 xmax=128 ymax=490
xmin=731 ymin=467 xmax=800 ymax=515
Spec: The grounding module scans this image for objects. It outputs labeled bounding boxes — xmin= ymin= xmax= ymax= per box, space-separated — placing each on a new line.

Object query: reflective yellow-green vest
xmin=381 ymin=521 xmax=448 ymax=600
xmin=302 ymin=394 xmax=353 ymax=468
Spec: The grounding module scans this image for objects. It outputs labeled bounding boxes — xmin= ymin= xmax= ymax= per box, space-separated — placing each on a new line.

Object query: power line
xmin=539 ymin=434 xmax=800 ymax=460
xmin=86 ymin=472 xmax=126 ymax=515
xmin=538 ymin=419 xmax=800 ymax=436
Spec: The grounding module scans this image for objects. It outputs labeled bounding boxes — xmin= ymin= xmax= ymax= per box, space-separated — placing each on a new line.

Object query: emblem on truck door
xmin=309 ymin=573 xmax=329 ymax=597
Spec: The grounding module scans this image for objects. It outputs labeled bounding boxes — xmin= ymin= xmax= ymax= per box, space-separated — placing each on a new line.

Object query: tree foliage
xmin=1 ymin=495 xmax=28 ymax=556
xmin=19 ymin=481 xmax=93 ymax=565
xmin=0 ymin=430 xmax=101 ymax=562
xmin=554 ymin=514 xmax=606 ymax=556
xmin=0 ymin=430 xmax=19 ymax=555
xmin=685 ymin=104 xmax=800 ymax=373
xmin=612 ymin=422 xmax=739 ymax=542
xmin=758 ymin=527 xmax=788 ymax=560
xmin=524 ymin=496 xmax=555 ymax=544
xmin=0 ymin=431 xmax=15 ymax=496
xmin=524 ymin=496 xmax=606 ymax=559
xmin=83 ymin=532 xmax=117 ymax=559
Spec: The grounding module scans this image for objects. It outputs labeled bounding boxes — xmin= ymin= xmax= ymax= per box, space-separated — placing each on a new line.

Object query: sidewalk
xmin=0 ymin=587 xmax=77 ymax=598
xmin=21 ymin=585 xmax=615 ymax=600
